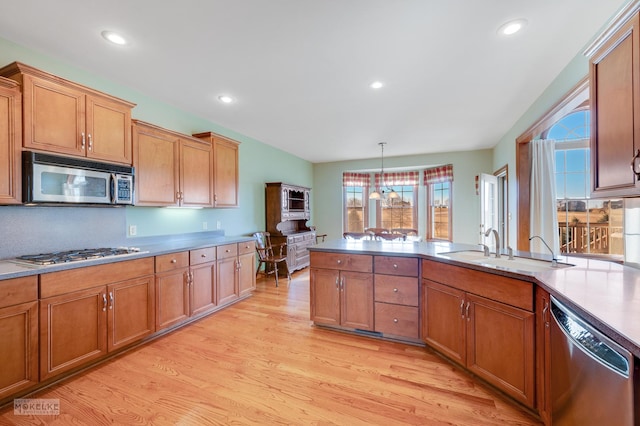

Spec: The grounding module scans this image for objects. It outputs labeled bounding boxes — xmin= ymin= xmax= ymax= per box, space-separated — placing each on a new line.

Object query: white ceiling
xmin=0 ymin=0 xmax=627 ymax=163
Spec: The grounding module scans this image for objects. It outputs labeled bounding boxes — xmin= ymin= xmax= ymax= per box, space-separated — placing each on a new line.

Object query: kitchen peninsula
xmin=309 ymin=238 xmax=640 ymax=424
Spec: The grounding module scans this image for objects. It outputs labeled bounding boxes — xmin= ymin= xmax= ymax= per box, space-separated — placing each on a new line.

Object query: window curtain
xmin=424 ymin=164 xmax=454 ymax=184
xmin=374 ymin=171 xmax=420 ymax=187
xmin=529 ymin=139 xmax=559 ymax=254
xmin=342 ymin=172 xmax=370 ymax=187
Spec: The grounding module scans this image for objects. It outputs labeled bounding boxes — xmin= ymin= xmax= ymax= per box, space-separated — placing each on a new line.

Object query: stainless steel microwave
xmin=22 ymin=151 xmax=134 ymax=205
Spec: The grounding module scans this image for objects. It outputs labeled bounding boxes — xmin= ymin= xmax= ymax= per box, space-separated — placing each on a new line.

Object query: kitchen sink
xmin=437 ymin=250 xmax=574 ymax=273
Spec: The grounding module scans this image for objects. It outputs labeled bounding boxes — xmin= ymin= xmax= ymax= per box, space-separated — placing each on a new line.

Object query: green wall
xmin=0 ymin=37 xmax=313 ymax=238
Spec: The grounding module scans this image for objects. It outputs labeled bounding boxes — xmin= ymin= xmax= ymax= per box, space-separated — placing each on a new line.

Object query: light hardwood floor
xmin=1 ymin=270 xmax=542 ymax=425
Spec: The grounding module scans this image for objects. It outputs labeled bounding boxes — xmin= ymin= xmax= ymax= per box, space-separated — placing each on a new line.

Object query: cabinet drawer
xmin=190 ymin=247 xmax=216 ymax=265
xmin=238 ymin=241 xmax=255 ymax=255
xmin=374 ymin=256 xmax=418 ymax=276
xmin=374 ymin=275 xmax=418 ymax=306
xmin=374 ymin=302 xmax=419 ymax=339
xmin=217 ymin=243 xmax=238 ymax=259
xmin=0 ymin=276 xmax=38 ymax=308
xmin=155 ymin=251 xmax=189 ymax=273
xmin=310 ymin=252 xmax=372 ymax=273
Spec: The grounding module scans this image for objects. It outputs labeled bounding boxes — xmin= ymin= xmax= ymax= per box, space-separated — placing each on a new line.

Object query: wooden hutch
xmin=265 ymin=182 xmax=316 ymax=273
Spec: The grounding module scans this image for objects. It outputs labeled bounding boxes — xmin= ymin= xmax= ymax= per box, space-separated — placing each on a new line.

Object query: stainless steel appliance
xmin=551 ymin=296 xmax=636 ymax=425
xmin=14 ymin=247 xmax=142 ymax=265
xmin=23 ymin=151 xmax=134 ymax=205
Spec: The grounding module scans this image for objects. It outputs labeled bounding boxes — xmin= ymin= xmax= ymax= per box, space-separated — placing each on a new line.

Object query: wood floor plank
xmin=0 ymin=270 xmax=542 ymax=425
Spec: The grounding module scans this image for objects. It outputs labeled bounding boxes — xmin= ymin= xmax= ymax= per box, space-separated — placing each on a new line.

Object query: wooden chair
xmin=253 ymin=232 xmax=290 ymax=287
xmin=391 ymin=228 xmax=418 ymax=236
xmin=364 ymin=227 xmax=389 ymax=234
xmin=343 ymin=232 xmax=373 ymax=240
xmin=375 ymin=232 xmax=406 ymax=241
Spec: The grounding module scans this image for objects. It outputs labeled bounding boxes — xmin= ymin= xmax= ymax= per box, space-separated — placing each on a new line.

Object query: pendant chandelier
xmin=369 ymin=142 xmax=399 ymax=200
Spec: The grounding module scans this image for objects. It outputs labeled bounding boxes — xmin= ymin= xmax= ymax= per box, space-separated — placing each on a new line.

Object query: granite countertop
xmin=0 ymin=233 xmax=255 ymax=280
xmin=309 ymin=239 xmax=640 ymax=358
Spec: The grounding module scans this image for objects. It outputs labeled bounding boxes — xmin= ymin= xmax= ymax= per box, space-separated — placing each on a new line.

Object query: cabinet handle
xmin=460 ymin=300 xmax=465 ymax=318
xmin=171 ymin=259 xmax=177 ymax=264
xmin=102 ymin=293 xmax=107 ymax=312
xmin=632 ymin=149 xmax=640 ymax=181
xmin=337 ymin=259 xmax=342 ymax=264
xmin=393 ymin=288 xmax=398 ymax=293
xmin=226 ymin=249 xmax=231 ymax=253
xmin=201 ymin=254 xmax=207 ymax=258
xmin=543 ymin=300 xmax=550 ymax=328
xmin=465 ymin=302 xmax=470 ymax=321
xmin=81 ymin=132 xmax=86 ymax=150
xmin=335 ymin=277 xmax=339 ymax=289
xmin=340 ymin=277 xmax=344 ymax=290
xmin=393 ymin=318 xmax=398 ymax=323
xmin=393 ymin=263 xmax=398 ymax=269
xmin=109 ymin=291 xmax=114 ymax=310
xmin=88 ymin=133 xmax=93 ymax=151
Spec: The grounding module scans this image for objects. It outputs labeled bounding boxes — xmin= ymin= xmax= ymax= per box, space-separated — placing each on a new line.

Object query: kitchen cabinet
xmin=0 ymin=276 xmax=38 ymax=400
xmin=217 ymin=241 xmax=256 ymax=306
xmin=155 ymin=251 xmax=190 ymax=330
xmin=373 ymin=256 xmax=420 ymax=340
xmin=0 ymin=77 xmax=21 ymax=205
xmin=422 ymin=259 xmax=535 ymax=408
xmin=39 ymin=258 xmax=154 ymax=380
xmin=0 ymin=62 xmax=134 ymax=165
xmin=536 ymin=287 xmax=552 ymax=425
xmin=275 ymin=231 xmax=316 ymax=274
xmin=310 ymin=252 xmax=373 ymax=331
xmin=133 ymin=120 xmax=214 ymax=207
xmin=192 ymin=131 xmax=240 ymax=207
xmin=586 ymin=11 xmax=640 ymax=196
xmin=189 ymin=247 xmax=217 ymax=317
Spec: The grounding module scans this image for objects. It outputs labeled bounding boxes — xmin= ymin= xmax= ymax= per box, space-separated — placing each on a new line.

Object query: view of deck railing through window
xmin=548 ymin=110 xmax=623 ymax=255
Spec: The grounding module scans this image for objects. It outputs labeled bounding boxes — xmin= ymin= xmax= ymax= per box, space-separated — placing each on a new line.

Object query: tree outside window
xmin=342 ymin=173 xmax=370 ymax=233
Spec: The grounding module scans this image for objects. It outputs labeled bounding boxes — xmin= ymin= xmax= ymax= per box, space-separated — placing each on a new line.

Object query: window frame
xmin=342 ymin=185 xmax=369 ymax=233
xmin=426 ymin=180 xmax=453 ymax=241
xmin=375 ymin=185 xmax=418 ymax=230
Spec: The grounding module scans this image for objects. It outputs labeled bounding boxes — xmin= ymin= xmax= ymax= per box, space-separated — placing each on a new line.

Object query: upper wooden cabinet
xmin=0 ymin=77 xmax=21 ymax=205
xmin=133 ymin=120 xmax=214 ymax=207
xmin=0 ymin=62 xmax=135 ymax=165
xmin=192 ymin=131 xmax=240 ymax=208
xmin=586 ymin=9 xmax=640 ymax=196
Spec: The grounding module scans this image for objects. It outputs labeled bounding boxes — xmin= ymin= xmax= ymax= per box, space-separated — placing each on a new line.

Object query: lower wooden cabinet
xmin=422 ymin=260 xmax=535 ymax=408
xmin=0 ymin=276 xmax=38 ymax=400
xmin=155 ymin=251 xmax=190 ymax=330
xmin=40 ymin=258 xmax=155 ymax=380
xmin=190 ymin=247 xmax=217 ymax=317
xmin=217 ymin=242 xmax=256 ymax=305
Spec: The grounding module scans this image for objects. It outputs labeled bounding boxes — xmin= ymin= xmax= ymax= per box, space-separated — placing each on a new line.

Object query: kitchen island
xmin=309 ymin=238 xmax=640 ymax=424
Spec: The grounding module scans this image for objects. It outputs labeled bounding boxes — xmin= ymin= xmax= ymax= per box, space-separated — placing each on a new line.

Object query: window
xmin=342 ymin=173 xmax=369 ymax=233
xmin=546 ymin=110 xmax=623 ymax=256
xmin=424 ymin=165 xmax=453 ymax=241
xmin=376 ymin=185 xmax=417 ymax=230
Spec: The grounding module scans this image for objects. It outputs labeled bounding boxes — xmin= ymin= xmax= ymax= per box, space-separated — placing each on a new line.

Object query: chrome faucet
xmin=484 ymin=228 xmax=501 ymax=258
xmin=529 ymin=235 xmax=558 ymax=267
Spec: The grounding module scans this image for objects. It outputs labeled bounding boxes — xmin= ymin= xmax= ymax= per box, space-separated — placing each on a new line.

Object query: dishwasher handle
xmin=551 ymin=296 xmax=631 ymax=378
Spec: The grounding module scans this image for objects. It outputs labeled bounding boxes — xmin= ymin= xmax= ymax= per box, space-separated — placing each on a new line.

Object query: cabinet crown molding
xmin=584 ymin=0 xmax=640 ymax=57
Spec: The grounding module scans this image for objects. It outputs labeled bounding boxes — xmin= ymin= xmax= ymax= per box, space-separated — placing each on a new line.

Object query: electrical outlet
xmin=202 ymin=221 xmax=208 ymax=230
xmin=216 ymin=220 xmax=221 ymax=230
xmin=129 ymin=225 xmax=137 ymax=236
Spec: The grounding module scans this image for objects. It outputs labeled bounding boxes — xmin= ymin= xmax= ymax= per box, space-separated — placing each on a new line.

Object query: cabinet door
xmin=0 ymin=79 xmax=21 ymax=204
xmin=310 ymin=268 xmax=340 ymax=326
xmin=107 ymin=276 xmax=155 ymax=352
xmin=22 ymin=74 xmax=86 ymax=156
xmin=86 ymin=95 xmax=132 ymax=165
xmin=238 ymin=251 xmax=256 ymax=297
xmin=217 ymin=256 xmax=239 ymax=306
xmin=155 ymin=269 xmax=189 ymax=330
xmin=422 ymin=279 xmax=466 ymax=365
xmin=0 ymin=301 xmax=38 ymax=399
xmin=340 ymin=271 xmax=373 ymax=331
xmin=40 ymin=286 xmax=107 ymax=380
xmin=536 ymin=287 xmax=552 ymax=425
xmin=466 ymin=293 xmax=535 ymax=408
xmin=180 ymin=138 xmax=214 ymax=207
xmin=590 ymin=14 xmax=640 ymax=196
xmin=213 ymin=137 xmax=239 ymax=207
xmin=190 ymin=262 xmax=217 ymax=316
xmin=133 ymin=123 xmax=180 ymax=206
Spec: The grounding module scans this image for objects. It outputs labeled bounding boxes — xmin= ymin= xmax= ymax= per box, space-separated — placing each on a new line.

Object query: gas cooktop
xmin=15 ymin=247 xmax=142 ymax=265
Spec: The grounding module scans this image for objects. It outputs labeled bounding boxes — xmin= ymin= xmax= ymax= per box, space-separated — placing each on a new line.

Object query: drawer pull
xmin=393 ymin=288 xmax=398 ymax=293
xmin=393 ymin=263 xmax=398 ymax=269
xmin=393 ymin=318 xmax=398 ymax=323
xmin=171 ymin=259 xmax=177 ymax=264
xmin=337 ymin=259 xmax=342 ymax=264
xmin=226 ymin=249 xmax=231 ymax=253
xmin=201 ymin=254 xmax=207 ymax=258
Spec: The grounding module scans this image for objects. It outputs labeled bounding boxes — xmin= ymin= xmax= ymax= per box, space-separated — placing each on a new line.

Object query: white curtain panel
xmin=529 ymin=139 xmax=560 ymax=255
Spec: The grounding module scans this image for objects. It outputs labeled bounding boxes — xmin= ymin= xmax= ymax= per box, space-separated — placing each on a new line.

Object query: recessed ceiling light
xmin=101 ymin=31 xmax=128 ymax=45
xmin=370 ymin=81 xmax=384 ymax=89
xmin=497 ymin=19 xmax=528 ymax=36
xmin=218 ymin=95 xmax=234 ymax=104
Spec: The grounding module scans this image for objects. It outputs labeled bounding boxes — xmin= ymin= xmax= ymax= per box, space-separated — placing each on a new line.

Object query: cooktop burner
xmin=15 ymin=247 xmax=141 ymax=265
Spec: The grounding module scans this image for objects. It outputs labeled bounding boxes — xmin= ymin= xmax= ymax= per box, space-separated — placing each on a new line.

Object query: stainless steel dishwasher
xmin=550 ymin=296 xmax=636 ymax=426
